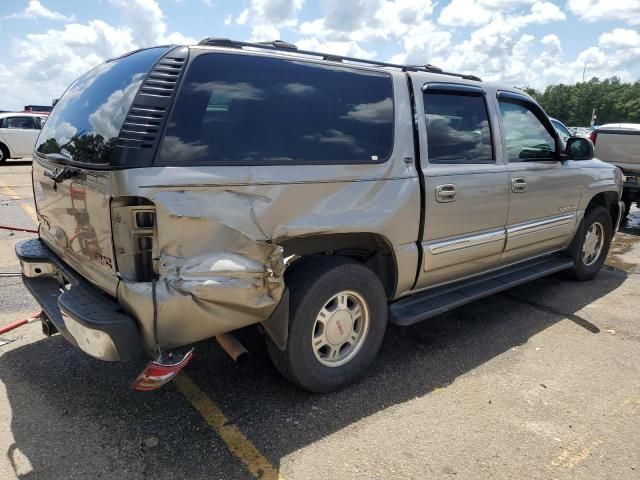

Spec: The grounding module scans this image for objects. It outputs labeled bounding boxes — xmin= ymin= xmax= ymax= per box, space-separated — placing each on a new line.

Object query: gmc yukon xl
xmin=16 ymin=39 xmax=625 ymax=392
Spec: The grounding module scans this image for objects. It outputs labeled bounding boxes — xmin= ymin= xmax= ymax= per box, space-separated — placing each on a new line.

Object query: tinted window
xmin=35 ymin=47 xmax=169 ymax=164
xmin=6 ymin=116 xmax=37 ymax=129
xmin=158 ymin=54 xmax=394 ymax=165
xmin=423 ymin=91 xmax=493 ymax=164
xmin=499 ymin=100 xmax=556 ymax=161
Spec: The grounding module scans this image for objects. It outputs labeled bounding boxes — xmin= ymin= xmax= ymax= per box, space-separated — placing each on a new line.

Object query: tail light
xmin=588 ymin=130 xmax=598 ymax=145
xmin=111 ymin=198 xmax=156 ymax=282
xmin=131 ymin=348 xmax=194 ymax=391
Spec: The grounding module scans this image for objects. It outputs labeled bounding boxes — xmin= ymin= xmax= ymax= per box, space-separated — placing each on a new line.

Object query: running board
xmin=389 ymin=253 xmax=574 ymax=326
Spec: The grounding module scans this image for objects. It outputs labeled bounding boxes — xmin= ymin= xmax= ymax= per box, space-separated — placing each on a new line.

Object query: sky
xmin=0 ymin=0 xmax=639 ymax=110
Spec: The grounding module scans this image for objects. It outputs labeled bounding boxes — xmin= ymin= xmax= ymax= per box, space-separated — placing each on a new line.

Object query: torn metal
xmin=118 ymin=191 xmax=284 ymax=350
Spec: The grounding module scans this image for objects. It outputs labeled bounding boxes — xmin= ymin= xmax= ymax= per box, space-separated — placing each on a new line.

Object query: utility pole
xmin=582 ymin=62 xmax=588 ymax=82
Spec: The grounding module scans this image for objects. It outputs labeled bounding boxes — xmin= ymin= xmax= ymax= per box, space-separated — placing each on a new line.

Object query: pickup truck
xmin=16 ymin=39 xmax=625 ymax=393
xmin=591 ymin=123 xmax=640 ymax=218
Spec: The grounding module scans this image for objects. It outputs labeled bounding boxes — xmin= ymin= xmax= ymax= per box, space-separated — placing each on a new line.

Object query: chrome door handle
xmin=511 ymin=177 xmax=527 ymax=193
xmin=435 ymin=184 xmax=457 ymax=202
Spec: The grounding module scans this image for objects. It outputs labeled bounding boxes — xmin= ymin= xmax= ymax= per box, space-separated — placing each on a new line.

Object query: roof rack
xmin=197 ymin=38 xmax=482 ymax=82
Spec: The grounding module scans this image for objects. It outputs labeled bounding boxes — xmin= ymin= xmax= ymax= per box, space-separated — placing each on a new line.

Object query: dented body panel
xmin=22 ymin=43 xmax=622 ymax=363
xmin=30 ymin=64 xmax=421 ymax=353
xmin=110 ymin=70 xmax=420 ymax=348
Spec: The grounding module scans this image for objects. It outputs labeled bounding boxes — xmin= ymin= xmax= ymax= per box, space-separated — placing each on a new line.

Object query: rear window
xmin=35 ymin=47 xmax=169 ymax=164
xmin=158 ymin=53 xmax=394 ymax=165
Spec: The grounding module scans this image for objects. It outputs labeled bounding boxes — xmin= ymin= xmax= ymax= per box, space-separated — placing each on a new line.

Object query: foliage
xmin=522 ymin=77 xmax=640 ymax=127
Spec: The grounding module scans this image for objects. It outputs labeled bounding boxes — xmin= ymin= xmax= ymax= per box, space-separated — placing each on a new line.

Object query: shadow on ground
xmin=0 ymin=269 xmax=627 ymax=479
xmin=1 ymin=161 xmax=32 ymax=167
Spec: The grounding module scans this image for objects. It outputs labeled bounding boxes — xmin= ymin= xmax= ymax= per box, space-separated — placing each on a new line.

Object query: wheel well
xmin=279 ymin=233 xmax=397 ymax=298
xmin=0 ymin=142 xmax=9 ymax=157
xmin=586 ymin=191 xmax=619 ymax=224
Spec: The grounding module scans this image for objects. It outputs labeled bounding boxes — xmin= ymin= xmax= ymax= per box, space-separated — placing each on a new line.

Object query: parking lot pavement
xmin=1 ymin=163 xmax=639 ymax=479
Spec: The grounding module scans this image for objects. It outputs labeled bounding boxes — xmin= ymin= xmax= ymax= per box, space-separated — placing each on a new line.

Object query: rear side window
xmin=158 ymin=53 xmax=394 ymax=165
xmin=423 ymin=90 xmax=494 ymax=164
xmin=499 ymin=100 xmax=556 ymax=161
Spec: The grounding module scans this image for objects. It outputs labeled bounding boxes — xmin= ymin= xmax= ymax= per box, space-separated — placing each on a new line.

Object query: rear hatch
xmin=595 ymin=125 xmax=640 ymax=174
xmin=32 ymin=46 xmax=175 ymax=296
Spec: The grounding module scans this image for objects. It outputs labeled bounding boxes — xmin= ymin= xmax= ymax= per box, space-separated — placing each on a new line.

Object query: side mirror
xmin=565 ymin=136 xmax=594 ymax=160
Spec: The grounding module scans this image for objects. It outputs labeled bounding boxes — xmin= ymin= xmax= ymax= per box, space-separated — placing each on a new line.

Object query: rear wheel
xmin=267 ymin=256 xmax=388 ymax=392
xmin=566 ymin=206 xmax=613 ymax=281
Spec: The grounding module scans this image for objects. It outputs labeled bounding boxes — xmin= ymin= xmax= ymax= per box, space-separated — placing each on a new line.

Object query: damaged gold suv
xmin=17 ymin=39 xmax=624 ymax=392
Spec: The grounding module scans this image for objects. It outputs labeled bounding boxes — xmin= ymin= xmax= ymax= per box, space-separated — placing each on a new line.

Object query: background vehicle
xmin=16 ymin=40 xmax=624 ymax=393
xmin=24 ymin=105 xmax=53 ymax=114
xmin=591 ymin=123 xmax=640 ymax=218
xmin=0 ymin=112 xmax=46 ymax=163
xmin=550 ymin=117 xmax=572 ymax=147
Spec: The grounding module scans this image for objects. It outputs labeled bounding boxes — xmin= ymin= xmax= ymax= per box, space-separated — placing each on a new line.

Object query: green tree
xmin=520 ymin=77 xmax=640 ymax=127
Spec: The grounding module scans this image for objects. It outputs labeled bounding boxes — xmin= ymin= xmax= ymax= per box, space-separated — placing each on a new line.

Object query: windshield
xmin=35 ymin=47 xmax=169 ymax=164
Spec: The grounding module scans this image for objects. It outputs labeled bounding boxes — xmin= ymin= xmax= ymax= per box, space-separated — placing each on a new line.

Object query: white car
xmin=0 ymin=112 xmax=47 ymax=163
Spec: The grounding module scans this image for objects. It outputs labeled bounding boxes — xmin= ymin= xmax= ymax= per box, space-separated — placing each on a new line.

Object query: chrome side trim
xmin=507 ymin=213 xmax=576 ymax=237
xmin=427 ymin=229 xmax=506 ymax=255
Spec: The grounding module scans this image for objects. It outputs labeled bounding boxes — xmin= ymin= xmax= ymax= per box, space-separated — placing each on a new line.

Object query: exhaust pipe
xmin=216 ymin=333 xmax=250 ymax=364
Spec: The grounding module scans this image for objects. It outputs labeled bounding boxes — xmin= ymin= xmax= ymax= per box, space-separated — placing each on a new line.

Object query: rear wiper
xmin=43 ymin=156 xmax=81 ymax=183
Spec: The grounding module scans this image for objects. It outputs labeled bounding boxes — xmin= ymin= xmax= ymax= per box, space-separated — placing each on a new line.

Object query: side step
xmin=389 ymin=253 xmax=574 ymax=326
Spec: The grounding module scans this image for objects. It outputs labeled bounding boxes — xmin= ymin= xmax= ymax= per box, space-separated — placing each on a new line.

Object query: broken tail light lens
xmin=130 ymin=348 xmax=194 ymax=392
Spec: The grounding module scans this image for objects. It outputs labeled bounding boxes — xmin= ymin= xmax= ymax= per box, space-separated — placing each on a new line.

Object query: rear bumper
xmin=15 ymin=238 xmax=145 ymax=361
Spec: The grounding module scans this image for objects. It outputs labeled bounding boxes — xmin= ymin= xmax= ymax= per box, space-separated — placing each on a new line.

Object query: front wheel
xmin=566 ymin=206 xmax=613 ymax=281
xmin=267 ymin=256 xmax=388 ymax=393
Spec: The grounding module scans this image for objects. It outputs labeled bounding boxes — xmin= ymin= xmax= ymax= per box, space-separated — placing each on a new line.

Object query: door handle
xmin=511 ymin=177 xmax=527 ymax=193
xmin=435 ymin=184 xmax=457 ymax=202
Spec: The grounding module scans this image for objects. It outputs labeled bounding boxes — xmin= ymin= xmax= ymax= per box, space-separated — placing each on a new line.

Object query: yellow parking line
xmin=1 ymin=178 xmax=279 ymax=478
xmin=0 ymin=180 xmax=38 ymax=222
xmin=174 ymin=374 xmax=284 ymax=480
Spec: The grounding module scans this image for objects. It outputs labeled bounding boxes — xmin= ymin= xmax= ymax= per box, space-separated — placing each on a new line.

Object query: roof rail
xmin=197 ymin=37 xmax=482 ymax=82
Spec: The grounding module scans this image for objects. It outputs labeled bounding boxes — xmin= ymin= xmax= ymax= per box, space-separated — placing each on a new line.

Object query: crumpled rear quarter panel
xmin=114 ymin=71 xmax=420 ymax=350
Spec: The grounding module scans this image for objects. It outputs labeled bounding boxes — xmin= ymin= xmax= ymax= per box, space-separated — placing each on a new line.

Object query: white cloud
xmin=599 ymin=28 xmax=640 ymax=48
xmin=439 ymin=0 xmax=563 ymax=27
xmin=4 ymin=0 xmax=73 ymax=22
xmin=238 ymin=0 xmax=304 ymax=40
xmin=107 ymin=0 xmax=163 ymax=46
xmin=567 ymin=0 xmax=640 ymax=25
xmin=0 ymin=0 xmax=195 ymax=110
xmin=236 ymin=9 xmax=249 ymax=25
xmin=295 ymin=38 xmax=376 ymax=59
xmin=438 ymin=0 xmax=535 ymax=27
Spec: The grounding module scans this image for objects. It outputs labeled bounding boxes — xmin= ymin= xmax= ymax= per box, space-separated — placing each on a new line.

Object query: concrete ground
xmin=0 ymin=161 xmax=638 ymax=480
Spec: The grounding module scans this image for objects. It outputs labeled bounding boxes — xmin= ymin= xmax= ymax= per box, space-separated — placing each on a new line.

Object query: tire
xmin=267 ymin=256 xmax=388 ymax=393
xmin=565 ymin=206 xmax=613 ymax=281
xmin=0 ymin=143 xmax=9 ymax=164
